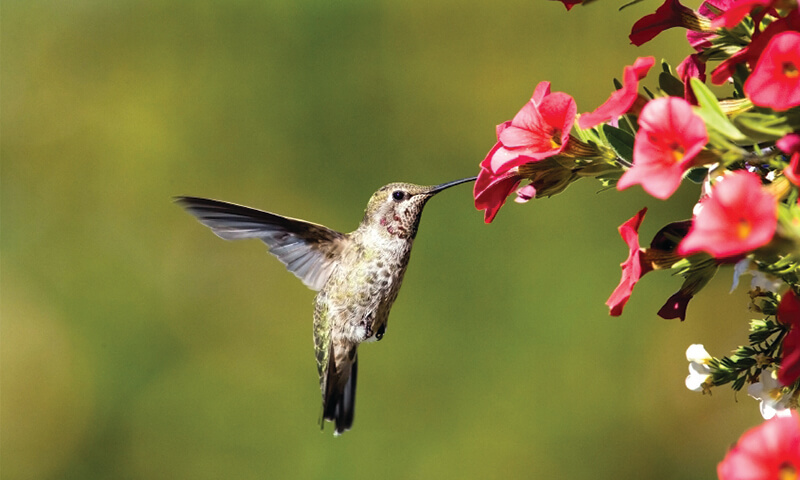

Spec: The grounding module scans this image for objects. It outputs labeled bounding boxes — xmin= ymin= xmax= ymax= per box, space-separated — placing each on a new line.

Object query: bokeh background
xmin=2 ymin=1 xmax=765 ymax=479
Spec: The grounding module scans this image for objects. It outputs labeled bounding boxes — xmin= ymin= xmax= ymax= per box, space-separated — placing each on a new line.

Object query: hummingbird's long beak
xmin=426 ymin=176 xmax=478 ymax=195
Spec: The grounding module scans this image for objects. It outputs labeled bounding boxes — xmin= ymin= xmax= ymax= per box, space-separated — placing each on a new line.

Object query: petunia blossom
xmin=678 ymin=171 xmax=778 ymax=259
xmin=475 ymin=82 xmax=577 ymax=222
xmin=676 ymin=53 xmax=706 ymax=104
xmin=779 ymin=133 xmax=800 ymax=157
xmin=712 ymin=9 xmax=800 ymax=85
xmin=607 ymin=208 xmax=652 ymax=316
xmin=629 ymin=0 xmax=710 ymax=46
xmin=616 ymin=97 xmax=709 ymax=200
xmin=744 ymin=31 xmax=800 ymax=111
xmin=779 ymin=133 xmax=800 ymax=187
xmin=778 ymin=289 xmax=800 ymax=386
xmin=550 ymin=0 xmax=582 ymax=10
xmin=658 ymin=289 xmax=694 ymax=320
xmin=687 ymin=0 xmax=735 ymax=51
xmin=474 ymin=144 xmax=523 ymax=223
xmin=492 ymin=82 xmax=577 ymax=168
xmin=711 ymin=0 xmax=773 ymax=29
xmin=578 ymin=56 xmax=655 ymax=129
xmin=717 ymin=411 xmax=800 ymax=480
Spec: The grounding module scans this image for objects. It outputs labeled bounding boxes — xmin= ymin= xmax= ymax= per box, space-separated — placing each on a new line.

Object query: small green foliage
xmin=690 ymin=78 xmax=747 ymax=142
xmin=658 ymin=61 xmax=684 ymax=97
xmin=602 ymin=124 xmax=634 ymax=166
xmin=704 ymin=294 xmax=790 ymax=392
xmin=733 ymin=111 xmax=795 ymax=142
xmin=685 ymin=167 xmax=709 ymax=184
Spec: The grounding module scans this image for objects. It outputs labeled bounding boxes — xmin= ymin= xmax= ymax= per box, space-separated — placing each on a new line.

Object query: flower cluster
xmin=483 ymin=0 xmax=800 ymax=476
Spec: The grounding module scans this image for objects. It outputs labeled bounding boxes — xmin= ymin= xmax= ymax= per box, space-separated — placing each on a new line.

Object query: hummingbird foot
xmin=375 ymin=322 xmax=386 ymax=341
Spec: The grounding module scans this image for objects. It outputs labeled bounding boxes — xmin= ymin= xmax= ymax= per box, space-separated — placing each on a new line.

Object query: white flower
xmin=730 ymin=258 xmax=783 ymax=293
xmin=747 ymin=370 xmax=793 ymax=420
xmin=685 ymin=344 xmax=713 ymax=392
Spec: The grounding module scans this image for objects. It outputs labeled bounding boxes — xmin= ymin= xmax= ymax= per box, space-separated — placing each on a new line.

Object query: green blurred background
xmin=1 ymin=1 xmax=764 ymax=479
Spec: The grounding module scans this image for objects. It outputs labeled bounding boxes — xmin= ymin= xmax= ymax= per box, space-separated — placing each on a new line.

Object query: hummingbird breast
xmin=318 ymin=232 xmax=413 ymax=346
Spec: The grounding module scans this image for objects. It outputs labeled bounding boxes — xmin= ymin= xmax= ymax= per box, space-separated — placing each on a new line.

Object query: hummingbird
xmin=175 ymin=176 xmax=476 ymax=435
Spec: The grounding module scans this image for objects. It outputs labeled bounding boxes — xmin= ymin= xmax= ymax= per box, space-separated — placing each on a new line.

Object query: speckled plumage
xmin=176 ymin=177 xmax=475 ymax=435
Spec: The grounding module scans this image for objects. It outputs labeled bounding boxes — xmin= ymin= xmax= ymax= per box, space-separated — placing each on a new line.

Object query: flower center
xmin=778 ymin=462 xmax=797 ymax=480
xmin=737 ymin=218 xmax=752 ymax=239
xmin=783 ymin=61 xmax=799 ymax=79
xmin=550 ymin=129 xmax=563 ymax=149
xmin=670 ymin=142 xmax=685 ymax=163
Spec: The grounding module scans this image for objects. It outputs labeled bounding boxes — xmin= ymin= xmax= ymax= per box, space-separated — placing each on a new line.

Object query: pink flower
xmin=710 ymin=0 xmax=773 ymax=29
xmin=474 ymin=156 xmax=522 ymax=223
xmin=678 ymin=171 xmax=778 ymax=259
xmin=744 ymin=31 xmax=800 ymax=111
xmin=717 ymin=411 xmax=800 ymax=480
xmin=676 ymin=54 xmax=707 ymax=104
xmin=578 ymin=57 xmax=655 ymax=129
xmin=779 ymin=134 xmax=800 ymax=187
xmin=475 ymin=81 xmax=577 ymax=222
xmin=550 ymin=0 xmax=582 ymax=10
xmin=687 ymin=0 xmax=735 ymax=51
xmin=617 ymin=97 xmax=709 ymax=200
xmin=491 ymin=82 xmax=577 ymax=169
xmin=629 ymin=0 xmax=709 ymax=46
xmin=712 ymin=9 xmax=800 ymax=85
xmin=778 ymin=290 xmax=800 ymax=386
xmin=785 ymin=153 xmax=800 ymax=187
xmin=779 ymin=134 xmax=800 ymax=156
xmin=607 ymin=208 xmax=652 ymax=316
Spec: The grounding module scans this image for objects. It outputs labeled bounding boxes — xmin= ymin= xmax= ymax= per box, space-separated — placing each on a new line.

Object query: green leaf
xmin=690 ymin=78 xmax=747 ymax=142
xmin=658 ymin=71 xmax=684 ymax=97
xmin=685 ymin=167 xmax=708 ymax=184
xmin=602 ymin=124 xmax=634 ymax=165
xmin=733 ymin=111 xmax=794 ymax=141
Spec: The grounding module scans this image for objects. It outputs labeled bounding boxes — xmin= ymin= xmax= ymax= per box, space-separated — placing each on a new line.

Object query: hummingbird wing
xmin=176 ymin=196 xmax=346 ymax=291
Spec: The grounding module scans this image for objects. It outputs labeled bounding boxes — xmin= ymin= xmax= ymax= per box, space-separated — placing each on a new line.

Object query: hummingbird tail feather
xmin=323 ymin=355 xmax=358 ymax=436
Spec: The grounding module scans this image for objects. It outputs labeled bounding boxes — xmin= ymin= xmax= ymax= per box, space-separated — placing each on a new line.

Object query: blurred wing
xmin=176 ymin=196 xmax=346 ymax=291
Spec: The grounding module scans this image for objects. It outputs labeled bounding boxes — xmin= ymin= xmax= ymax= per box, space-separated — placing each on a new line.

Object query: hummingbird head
xmin=361 ymin=177 xmax=477 ymax=239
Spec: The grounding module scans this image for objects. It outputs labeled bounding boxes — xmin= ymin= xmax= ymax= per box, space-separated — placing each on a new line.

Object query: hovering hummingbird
xmin=176 ymin=176 xmax=476 ymax=435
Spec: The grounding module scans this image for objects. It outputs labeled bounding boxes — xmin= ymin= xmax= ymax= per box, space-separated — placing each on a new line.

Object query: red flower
xmin=717 ymin=411 xmax=800 ymax=480
xmin=785 ymin=154 xmax=800 ymax=188
xmin=617 ymin=97 xmax=708 ymax=200
xmin=676 ymin=53 xmax=706 ymax=104
xmin=550 ymin=0 xmax=582 ymax=10
xmin=710 ymin=0 xmax=773 ymax=29
xmin=475 ymin=82 xmax=577 ymax=223
xmin=607 ymin=208 xmax=652 ymax=316
xmin=474 ymin=153 xmax=522 ymax=223
xmin=778 ymin=290 xmax=800 ymax=386
xmin=629 ymin=0 xmax=710 ymax=46
xmin=678 ymin=171 xmax=777 ymax=259
xmin=779 ymin=134 xmax=800 ymax=187
xmin=779 ymin=134 xmax=800 ymax=156
xmin=578 ymin=57 xmax=655 ymax=129
xmin=492 ymin=82 xmax=577 ymax=168
xmin=744 ymin=31 xmax=800 ymax=111
xmin=711 ymin=9 xmax=800 ymax=85
xmin=658 ymin=290 xmax=693 ymax=320
xmin=687 ymin=0 xmax=735 ymax=51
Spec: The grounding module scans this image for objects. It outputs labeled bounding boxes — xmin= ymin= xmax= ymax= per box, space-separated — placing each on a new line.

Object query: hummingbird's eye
xmin=391 ymin=190 xmax=405 ymax=201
